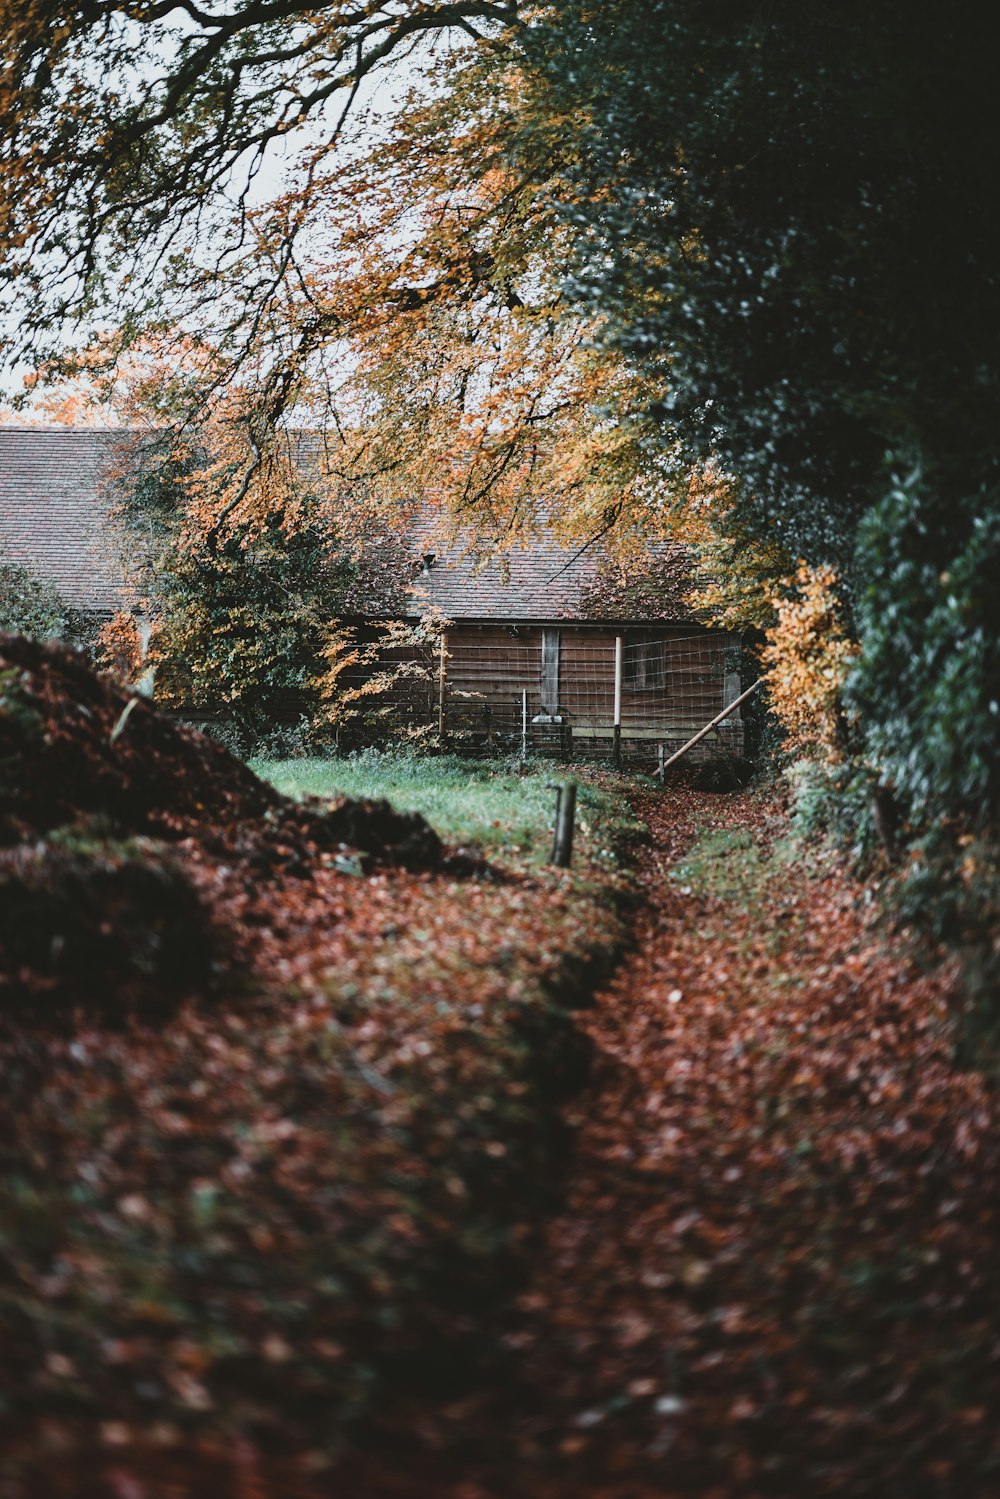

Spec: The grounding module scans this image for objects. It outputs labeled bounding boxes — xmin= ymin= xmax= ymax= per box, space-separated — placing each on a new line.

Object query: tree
xmin=111 ymin=432 xmax=358 ymax=751
xmin=262 ymin=44 xmax=695 ymax=549
xmin=518 ymin=1 xmax=1000 ymax=560
xmin=0 ymin=1 xmax=520 ymax=382
xmin=515 ymin=0 xmax=1000 ymax=840
xmin=8 ymin=0 xmax=998 ymax=852
xmin=1 ymin=0 xmax=709 ymax=564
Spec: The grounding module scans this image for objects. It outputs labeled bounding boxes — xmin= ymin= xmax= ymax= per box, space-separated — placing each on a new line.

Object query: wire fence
xmin=360 ymin=626 xmax=749 ymax=765
xmin=168 ymin=623 xmax=750 ymax=766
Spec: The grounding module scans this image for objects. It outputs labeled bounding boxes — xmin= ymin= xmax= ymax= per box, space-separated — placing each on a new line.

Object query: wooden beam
xmin=438 ymin=630 xmax=448 ymax=744
xmin=661 ymin=680 xmax=760 ymax=769
xmin=570 ymin=724 xmax=723 ymax=742
xmin=613 ymin=634 xmax=623 ymax=767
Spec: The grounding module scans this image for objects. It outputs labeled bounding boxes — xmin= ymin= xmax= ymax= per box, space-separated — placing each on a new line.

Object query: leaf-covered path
xmin=411 ymin=785 xmax=999 ymax=1498
xmin=2 ymin=643 xmax=997 ymax=1499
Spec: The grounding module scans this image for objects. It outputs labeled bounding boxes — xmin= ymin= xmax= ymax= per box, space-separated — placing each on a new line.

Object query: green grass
xmin=251 ymin=750 xmax=642 ymax=869
xmin=669 ymin=825 xmax=764 ymax=903
xmin=668 ymin=814 xmax=832 ymax=911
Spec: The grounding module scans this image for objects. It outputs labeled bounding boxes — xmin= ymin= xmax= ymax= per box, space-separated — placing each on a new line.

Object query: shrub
xmin=316 ymin=614 xmax=451 ymax=753
xmin=0 ymin=559 xmax=68 ymax=641
xmin=787 ymin=756 xmax=881 ymax=863
xmin=848 ymin=470 xmax=1000 ymax=830
xmin=761 ymin=563 xmax=859 ymax=758
xmin=95 ymin=609 xmax=144 ymax=682
xmin=148 ymin=503 xmax=356 ymax=747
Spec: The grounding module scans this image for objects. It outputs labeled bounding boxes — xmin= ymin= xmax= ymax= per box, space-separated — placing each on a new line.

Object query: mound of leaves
xmin=0 ymin=831 xmax=218 ymax=1014
xmin=0 ymin=633 xmax=630 ymax=1491
xmin=0 ymin=633 xmax=442 ymax=864
xmin=0 ymin=633 xmax=277 ymax=844
xmin=0 ymin=633 xmax=446 ymax=1015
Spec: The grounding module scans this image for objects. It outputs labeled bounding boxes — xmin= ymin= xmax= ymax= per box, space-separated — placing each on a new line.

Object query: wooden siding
xmin=443 ymin=627 xmax=541 ymax=741
xmin=335 ymin=621 xmax=746 ymax=759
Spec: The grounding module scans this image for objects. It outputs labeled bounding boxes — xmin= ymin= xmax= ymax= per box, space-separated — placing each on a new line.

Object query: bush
xmin=787 ymin=756 xmax=882 ymax=864
xmin=152 ymin=503 xmax=356 ymax=744
xmin=0 ymin=560 xmax=68 ymax=641
xmin=848 ymin=469 xmax=1000 ymax=829
xmin=95 ymin=609 xmax=144 ymax=682
xmin=761 ymin=564 xmax=858 ymax=756
xmin=111 ymin=436 xmax=360 ymax=749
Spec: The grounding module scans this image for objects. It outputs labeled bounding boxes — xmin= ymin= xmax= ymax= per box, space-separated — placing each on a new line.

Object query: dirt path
xmin=7 ymin=766 xmax=997 ymax=1499
xmin=421 ymin=785 xmax=1000 ymax=1498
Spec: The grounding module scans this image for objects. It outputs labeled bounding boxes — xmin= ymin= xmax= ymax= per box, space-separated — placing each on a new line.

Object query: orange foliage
xmin=95 ymin=610 xmax=144 ymax=682
xmin=130 ymin=47 xmax=704 ymax=558
xmin=10 ymin=39 xmax=712 ymax=570
xmin=761 ymin=562 xmax=859 ymax=753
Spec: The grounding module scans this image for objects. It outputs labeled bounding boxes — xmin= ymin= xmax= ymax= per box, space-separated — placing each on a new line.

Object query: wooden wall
xmin=333 ymin=620 xmax=746 ymax=759
xmin=440 ymin=624 xmax=745 ymax=759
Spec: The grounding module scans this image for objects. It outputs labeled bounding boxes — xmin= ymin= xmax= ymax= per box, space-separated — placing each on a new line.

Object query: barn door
xmin=540 ymin=629 xmax=560 ymax=715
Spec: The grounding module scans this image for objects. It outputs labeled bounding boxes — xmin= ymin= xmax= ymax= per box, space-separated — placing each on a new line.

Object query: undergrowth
xmin=781 ymin=755 xmax=1000 ymax=1075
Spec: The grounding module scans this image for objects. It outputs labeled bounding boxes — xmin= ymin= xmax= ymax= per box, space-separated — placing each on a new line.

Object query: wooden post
xmin=551 ymin=781 xmax=577 ymax=867
xmin=521 ymin=689 xmax=528 ymax=762
xmin=658 ymin=743 xmax=665 ymax=783
xmin=722 ymin=631 xmax=743 ymax=756
xmin=437 ymin=630 xmax=448 ymax=745
xmin=612 ymin=634 xmax=623 ymax=768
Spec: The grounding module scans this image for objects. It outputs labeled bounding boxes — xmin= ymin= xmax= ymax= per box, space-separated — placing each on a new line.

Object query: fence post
xmin=521 ymin=688 xmax=528 ymax=762
xmin=549 ymin=780 xmax=577 ymax=867
xmin=612 ymin=634 xmax=623 ymax=768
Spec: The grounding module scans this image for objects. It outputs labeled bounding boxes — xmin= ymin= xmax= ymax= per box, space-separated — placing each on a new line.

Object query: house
xmin=397 ymin=515 xmax=747 ymax=761
xmin=0 ymin=425 xmax=749 ymax=762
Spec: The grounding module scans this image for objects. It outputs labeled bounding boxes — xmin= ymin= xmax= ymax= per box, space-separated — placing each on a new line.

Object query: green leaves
xmin=519 ymin=0 xmax=1000 ymax=875
xmin=850 ymin=470 xmax=1000 ymax=823
xmin=119 ymin=442 xmax=358 ymax=752
xmin=0 ymin=559 xmax=68 ymax=641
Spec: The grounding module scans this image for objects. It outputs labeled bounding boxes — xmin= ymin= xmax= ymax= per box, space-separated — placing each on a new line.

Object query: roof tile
xmin=0 ymin=428 xmax=697 ymax=625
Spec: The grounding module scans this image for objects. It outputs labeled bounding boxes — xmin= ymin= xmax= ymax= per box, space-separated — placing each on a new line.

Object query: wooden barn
xmin=0 ymin=426 xmax=750 ymax=763
xmin=393 ymin=518 xmax=748 ymax=764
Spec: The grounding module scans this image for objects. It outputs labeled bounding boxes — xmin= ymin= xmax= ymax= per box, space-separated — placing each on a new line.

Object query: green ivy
xmin=849 ymin=470 xmax=1000 ymax=827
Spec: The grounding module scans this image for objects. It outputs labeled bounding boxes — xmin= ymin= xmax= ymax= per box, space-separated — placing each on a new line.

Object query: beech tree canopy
xmin=0 ymin=0 xmax=519 ymax=365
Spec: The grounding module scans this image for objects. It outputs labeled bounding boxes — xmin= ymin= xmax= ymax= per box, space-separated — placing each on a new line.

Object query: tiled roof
xmin=406 ymin=516 xmax=696 ymax=624
xmin=0 ymin=426 xmax=129 ymax=611
xmin=0 ymin=427 xmax=698 ymax=625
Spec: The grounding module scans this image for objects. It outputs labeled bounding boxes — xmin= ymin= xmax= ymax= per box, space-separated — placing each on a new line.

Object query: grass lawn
xmin=252 ymin=751 xmax=643 ymax=869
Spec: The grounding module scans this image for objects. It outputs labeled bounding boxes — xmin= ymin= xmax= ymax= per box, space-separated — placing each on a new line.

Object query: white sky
xmin=0 ymin=21 xmax=441 ymax=411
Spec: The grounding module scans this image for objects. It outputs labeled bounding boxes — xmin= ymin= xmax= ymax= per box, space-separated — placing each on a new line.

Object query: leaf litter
xmin=1 ymin=636 xmax=997 ymax=1497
